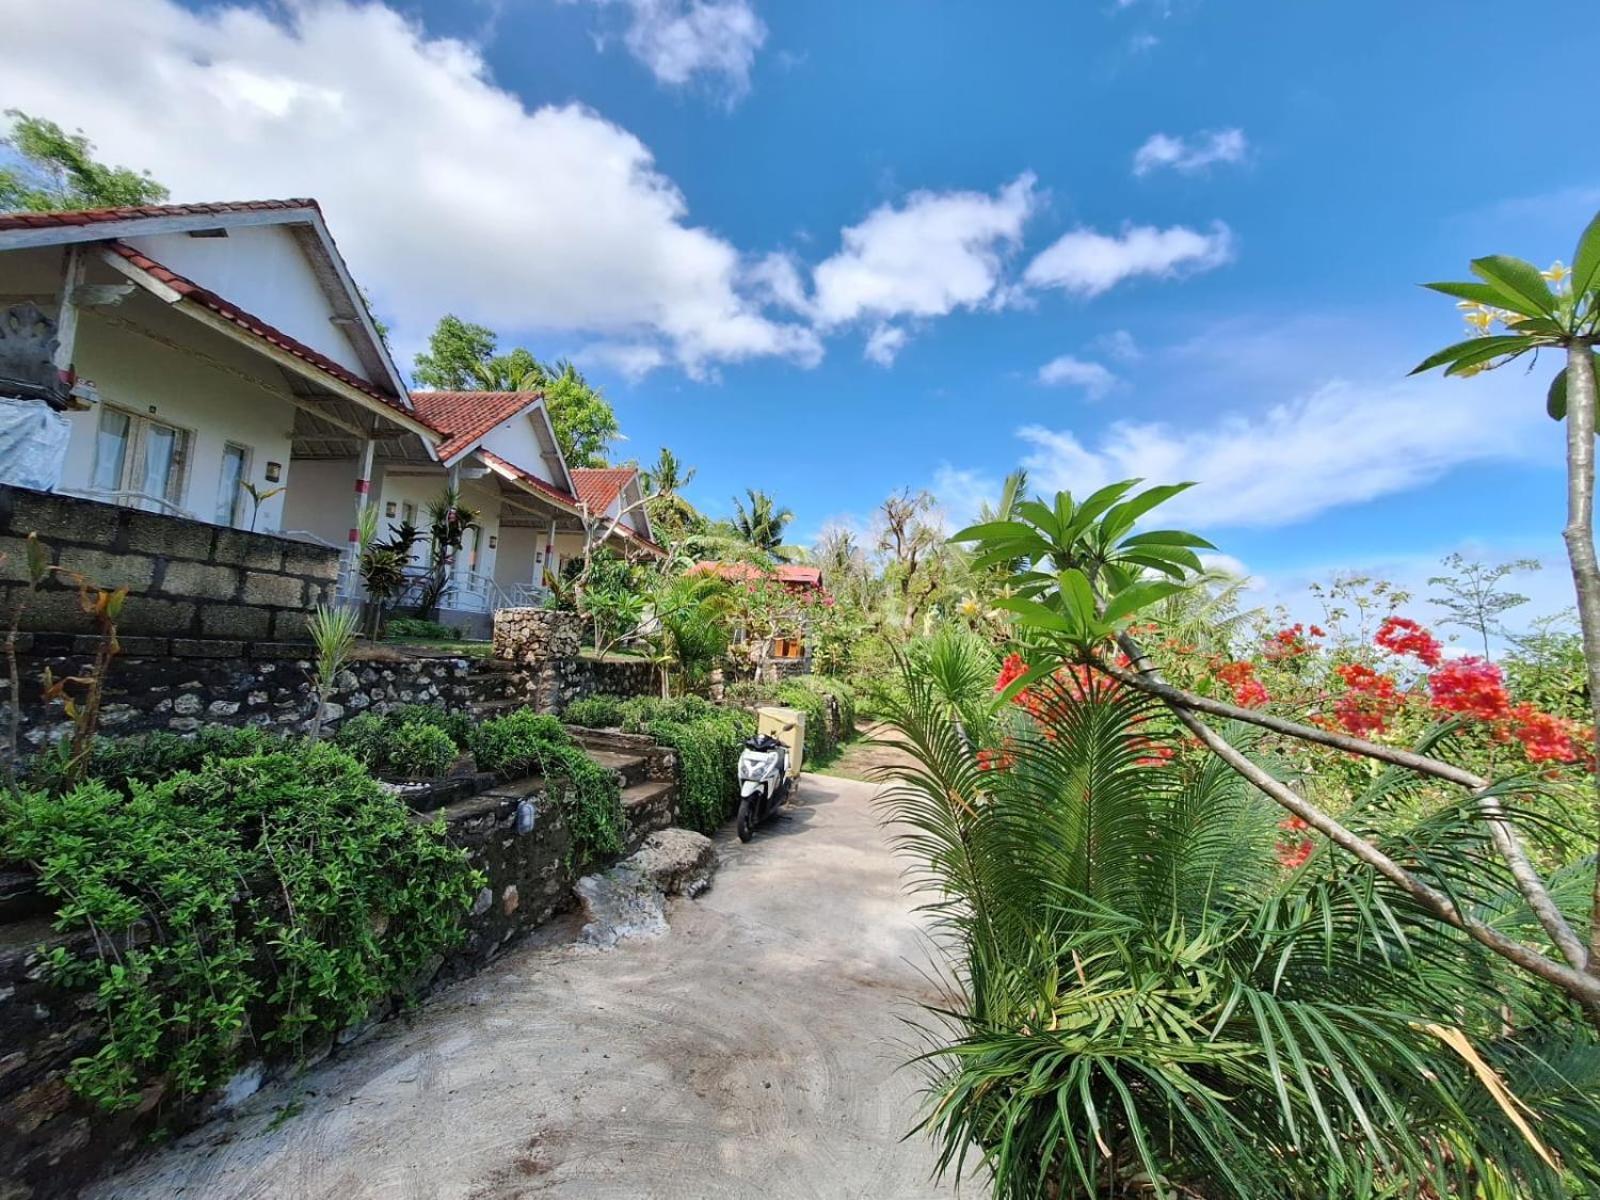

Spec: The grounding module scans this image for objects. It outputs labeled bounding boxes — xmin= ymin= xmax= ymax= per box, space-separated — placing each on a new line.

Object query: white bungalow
xmin=0 ymin=199 xmax=661 ymax=635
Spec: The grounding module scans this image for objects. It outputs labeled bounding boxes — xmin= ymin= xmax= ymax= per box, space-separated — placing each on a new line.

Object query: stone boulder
xmin=574 ymin=828 xmax=716 ymax=948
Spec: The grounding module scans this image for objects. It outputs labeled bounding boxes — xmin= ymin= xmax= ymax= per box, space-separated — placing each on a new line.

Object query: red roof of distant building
xmin=690 ymin=561 xmax=824 ymax=590
xmin=0 ymin=198 xmax=320 ymax=233
xmin=409 ymin=391 xmax=541 ymax=462
xmin=570 ymin=466 xmax=637 ymax=513
xmin=103 ymin=240 xmax=417 ymax=421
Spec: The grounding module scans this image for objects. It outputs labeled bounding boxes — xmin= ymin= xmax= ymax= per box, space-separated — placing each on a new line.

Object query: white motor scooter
xmin=735 ymin=707 xmax=805 ymax=842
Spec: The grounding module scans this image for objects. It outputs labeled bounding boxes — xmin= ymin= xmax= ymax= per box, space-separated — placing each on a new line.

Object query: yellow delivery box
xmin=756 ymin=705 xmax=805 ymax=779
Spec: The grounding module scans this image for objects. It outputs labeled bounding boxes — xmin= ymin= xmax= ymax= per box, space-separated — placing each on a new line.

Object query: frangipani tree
xmin=955 ymin=479 xmax=1600 ymax=1017
xmin=1412 ymin=212 xmax=1600 ymax=976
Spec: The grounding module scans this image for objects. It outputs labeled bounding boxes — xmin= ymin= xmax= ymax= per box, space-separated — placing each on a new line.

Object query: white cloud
xmin=1091 ymin=329 xmax=1141 ymax=362
xmin=864 ymin=324 xmax=909 ymax=367
xmin=580 ymin=341 xmax=669 ymax=380
xmin=810 ymin=174 xmax=1039 ymax=327
xmin=1037 ymin=355 xmax=1117 ymax=398
xmin=1015 ymin=370 xmax=1545 ymax=530
xmin=1024 ymin=221 xmax=1234 ymax=297
xmin=0 ymin=0 xmax=815 ymax=377
xmin=1132 ymin=128 xmax=1249 ymax=176
xmin=587 ymin=0 xmax=768 ymax=99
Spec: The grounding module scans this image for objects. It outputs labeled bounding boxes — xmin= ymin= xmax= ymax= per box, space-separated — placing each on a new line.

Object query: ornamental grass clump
xmin=0 ymin=741 xmax=479 ymax=1111
xmin=879 ymin=633 xmax=1600 ymax=1198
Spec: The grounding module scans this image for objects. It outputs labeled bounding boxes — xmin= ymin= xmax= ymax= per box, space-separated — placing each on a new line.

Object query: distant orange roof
xmin=0 ymin=198 xmax=320 ymax=233
xmin=409 ymin=391 xmax=542 ymax=462
xmin=690 ymin=561 xmax=824 ymax=590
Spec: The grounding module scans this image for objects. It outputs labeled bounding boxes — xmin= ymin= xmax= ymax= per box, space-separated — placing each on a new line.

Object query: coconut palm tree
xmin=878 ymin=637 xmax=1600 ymax=1198
xmin=642 ymin=447 xmax=700 ymax=534
xmin=731 ymin=488 xmax=795 ymax=560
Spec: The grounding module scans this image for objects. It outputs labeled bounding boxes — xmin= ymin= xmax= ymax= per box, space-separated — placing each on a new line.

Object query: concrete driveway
xmin=89 ymin=775 xmax=962 ymax=1200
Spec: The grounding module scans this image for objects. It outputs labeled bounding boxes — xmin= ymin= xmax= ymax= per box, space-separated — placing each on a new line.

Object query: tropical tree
xmin=648 ymin=573 xmax=731 ymax=696
xmin=641 ymin=446 xmax=700 ymax=535
xmin=731 ymin=488 xmax=794 ymax=559
xmin=879 ymin=637 xmax=1600 ymax=1198
xmin=1411 ymin=216 xmax=1600 ymax=972
xmin=412 ymin=318 xmax=618 ymax=467
xmin=954 ymin=480 xmax=1600 ymax=1014
xmin=0 ymin=111 xmax=167 ymax=212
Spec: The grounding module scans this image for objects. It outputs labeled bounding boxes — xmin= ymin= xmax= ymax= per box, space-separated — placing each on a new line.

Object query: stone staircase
xmin=571 ymin=730 xmax=676 ymax=850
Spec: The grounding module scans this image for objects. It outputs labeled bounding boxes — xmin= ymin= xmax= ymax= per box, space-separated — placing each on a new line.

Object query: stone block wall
xmin=6 ymin=643 xmax=478 ymax=748
xmin=0 ymin=486 xmax=341 ymax=642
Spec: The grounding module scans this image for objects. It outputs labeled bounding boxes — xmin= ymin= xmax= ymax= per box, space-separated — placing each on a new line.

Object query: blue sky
xmin=8 ymin=0 xmax=1599 ymax=629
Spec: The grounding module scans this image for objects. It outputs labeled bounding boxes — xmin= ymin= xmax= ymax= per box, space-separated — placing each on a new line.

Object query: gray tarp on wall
xmin=0 ymin=395 xmax=70 ymax=491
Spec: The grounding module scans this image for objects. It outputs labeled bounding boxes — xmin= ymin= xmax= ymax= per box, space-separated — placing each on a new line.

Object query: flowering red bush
xmin=1506 ymin=704 xmax=1582 ymax=764
xmin=1427 ymin=657 xmax=1511 ymax=721
xmin=1331 ymin=663 xmax=1404 ymax=736
xmin=1275 ymin=815 xmax=1313 ymax=869
xmin=1263 ymin=623 xmax=1322 ymax=662
xmin=1375 ymin=616 xmax=1444 ymax=667
xmin=1216 ymin=660 xmax=1269 ymax=707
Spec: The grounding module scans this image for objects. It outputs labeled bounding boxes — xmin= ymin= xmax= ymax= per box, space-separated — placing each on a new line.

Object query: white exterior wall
xmin=58 ymin=303 xmax=297 ymax=533
xmin=481 ymin=411 xmax=566 ymax=489
xmin=123 ymin=226 xmax=370 ymax=377
xmin=279 ymin=458 xmax=358 ymax=548
xmin=369 ymin=469 xmax=502 ymax=581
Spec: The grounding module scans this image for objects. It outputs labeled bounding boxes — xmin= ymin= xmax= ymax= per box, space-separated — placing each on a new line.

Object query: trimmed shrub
xmin=0 ymin=742 xmax=478 ymax=1111
xmin=618 ymin=696 xmax=754 ymax=833
xmin=384 ymin=617 xmax=461 ymax=640
xmin=334 ymin=706 xmax=472 ymax=779
xmin=469 ymin=709 xmax=622 ymax=861
xmin=28 ymin=724 xmax=275 ymax=795
xmin=562 ymin=694 xmax=626 ymax=730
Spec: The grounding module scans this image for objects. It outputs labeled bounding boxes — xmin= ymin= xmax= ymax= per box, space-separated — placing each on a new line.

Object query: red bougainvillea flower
xmin=1216 ymin=660 xmax=1269 ymax=708
xmin=1428 ymin=657 xmax=1510 ymax=721
xmin=1309 ymin=625 xmax=1327 ymax=638
xmin=1505 ymin=704 xmax=1581 ymax=764
xmin=1276 ymin=838 xmax=1313 ymax=869
xmin=996 ymin=653 xmax=1029 ymax=694
xmin=976 ymin=740 xmax=1018 ymax=773
xmin=1331 ymin=663 xmax=1403 ymax=736
xmin=1374 ymin=616 xmax=1444 ymax=667
xmin=1263 ymin=623 xmax=1318 ymax=662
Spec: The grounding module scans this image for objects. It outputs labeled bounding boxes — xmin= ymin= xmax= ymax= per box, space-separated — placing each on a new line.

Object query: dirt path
xmin=822 ymin=721 xmax=919 ymax=783
xmin=89 ymin=776 xmax=961 ymax=1200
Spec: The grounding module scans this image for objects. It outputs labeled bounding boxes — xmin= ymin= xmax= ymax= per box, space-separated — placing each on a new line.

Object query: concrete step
xmin=587 ymin=748 xmax=651 ymax=789
xmin=620 ymin=778 xmax=676 ymax=848
xmin=467 ymin=697 xmax=525 ymax=720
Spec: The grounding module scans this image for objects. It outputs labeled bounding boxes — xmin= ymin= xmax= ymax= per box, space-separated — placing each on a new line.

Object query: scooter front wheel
xmin=736 ymin=796 xmax=755 ymax=843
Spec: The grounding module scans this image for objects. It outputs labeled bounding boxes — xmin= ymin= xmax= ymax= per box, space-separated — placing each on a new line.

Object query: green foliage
xmin=411 ymin=317 xmax=618 ymax=467
xmin=618 ymin=696 xmax=754 ymax=832
xmin=770 ymin=675 xmax=857 ymax=763
xmin=0 ymin=111 xmax=168 ymax=212
xmin=1 ymin=743 xmax=477 ymax=1110
xmin=879 ymin=654 xmax=1600 ymax=1198
xmin=469 ymin=710 xmax=622 ymax=861
xmin=335 ymin=711 xmax=460 ymax=780
xmin=1427 ymin=552 xmax=1539 ymax=658
xmin=1505 ymin=627 xmax=1591 ymax=725
xmin=562 ymin=694 xmax=626 ymax=730
xmin=952 ymin=480 xmax=1212 ymax=658
xmin=731 ymin=488 xmax=795 ymax=559
xmin=651 ymin=572 xmax=732 ymax=695
xmin=28 ymin=724 xmax=274 ymax=795
xmin=384 ymin=616 xmax=460 ymax=641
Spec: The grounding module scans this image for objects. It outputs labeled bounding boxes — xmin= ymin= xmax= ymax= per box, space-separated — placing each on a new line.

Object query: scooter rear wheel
xmin=736 ymin=796 xmax=755 ymax=843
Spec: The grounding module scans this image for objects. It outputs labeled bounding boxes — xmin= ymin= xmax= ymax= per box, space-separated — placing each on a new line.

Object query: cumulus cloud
xmin=1015 ymin=370 xmax=1544 ymax=529
xmin=1024 ymin=221 xmax=1234 ymax=298
xmin=0 ymin=0 xmax=814 ymax=376
xmin=810 ymin=174 xmax=1039 ymax=327
xmin=1037 ymin=355 xmax=1117 ymax=398
xmin=585 ymin=0 xmax=767 ymax=99
xmin=864 ymin=324 xmax=909 ymax=367
xmin=1132 ymin=129 xmax=1249 ymax=176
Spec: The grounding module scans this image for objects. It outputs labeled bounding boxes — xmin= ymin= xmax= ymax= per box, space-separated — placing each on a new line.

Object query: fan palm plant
xmin=878 ymin=650 xmax=1600 ymax=1199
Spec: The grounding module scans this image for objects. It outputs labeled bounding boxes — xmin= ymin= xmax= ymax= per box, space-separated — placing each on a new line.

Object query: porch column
xmin=544 ymin=517 xmax=559 ymax=586
xmin=345 ymin=436 xmax=374 ymax=594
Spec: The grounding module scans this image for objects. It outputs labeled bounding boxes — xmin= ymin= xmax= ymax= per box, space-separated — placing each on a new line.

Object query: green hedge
xmin=1 ymin=742 xmax=478 ymax=1111
xmin=562 ymin=694 xmax=626 ymax=730
xmin=613 ymin=695 xmax=755 ymax=834
xmin=27 ymin=724 xmax=275 ymax=795
xmin=469 ymin=709 xmax=622 ymax=861
xmin=336 ymin=706 xmax=469 ymax=780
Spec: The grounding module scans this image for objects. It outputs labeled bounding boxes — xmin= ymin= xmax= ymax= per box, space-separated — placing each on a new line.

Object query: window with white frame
xmin=91 ymin=407 xmax=192 ymax=513
xmin=216 ymin=442 xmax=252 ymax=528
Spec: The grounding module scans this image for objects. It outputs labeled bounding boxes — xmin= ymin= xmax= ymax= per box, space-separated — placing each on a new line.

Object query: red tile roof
xmin=478 ymin=449 xmax=581 ymax=513
xmin=0 ymin=198 xmax=320 ymax=233
xmin=408 ymin=391 xmax=542 ymax=462
xmin=690 ymin=562 xmax=824 ymax=589
xmin=104 ymin=240 xmax=420 ymax=423
xmin=570 ymin=466 xmax=637 ymax=513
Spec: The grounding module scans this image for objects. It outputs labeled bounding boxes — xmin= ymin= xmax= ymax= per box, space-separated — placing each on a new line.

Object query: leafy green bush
xmin=28 ymin=724 xmax=275 ymax=795
xmin=562 ymin=694 xmax=626 ymax=729
xmin=618 ymin=696 xmax=754 ymax=832
xmin=335 ymin=706 xmax=472 ymax=779
xmin=1 ymin=742 xmax=478 ymax=1111
xmin=384 ymin=616 xmax=461 ymax=640
xmin=776 ymin=675 xmax=857 ymax=760
xmin=469 ymin=709 xmax=622 ymax=861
